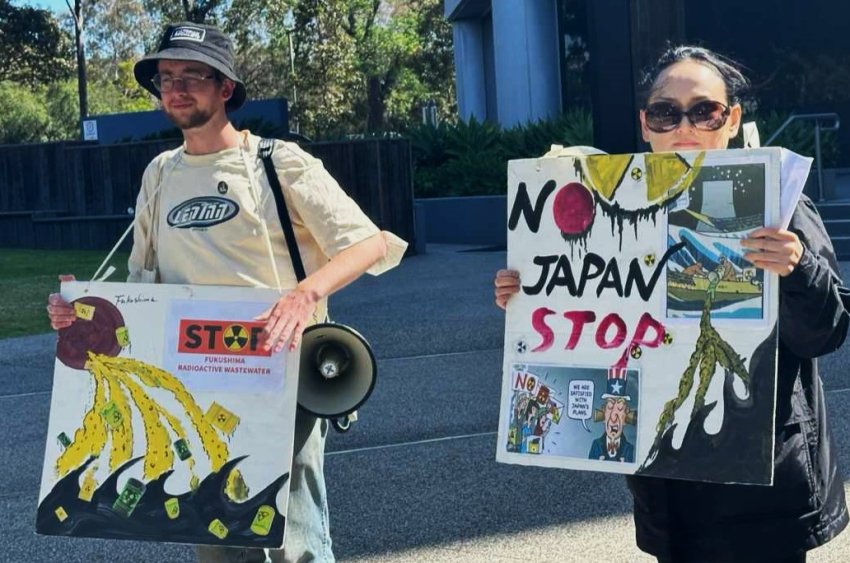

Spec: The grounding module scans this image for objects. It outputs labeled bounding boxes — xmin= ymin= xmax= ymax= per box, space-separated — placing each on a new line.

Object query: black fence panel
xmin=0 ymin=138 xmax=415 ymax=254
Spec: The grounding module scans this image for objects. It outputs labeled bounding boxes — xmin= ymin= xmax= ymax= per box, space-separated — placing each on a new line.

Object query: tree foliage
xmin=0 ymin=76 xmax=157 ymax=144
xmin=0 ymin=0 xmax=73 ymax=87
xmin=0 ymin=82 xmax=52 ymax=144
xmin=142 ymin=0 xmax=229 ymax=25
xmin=276 ymin=0 xmax=456 ymax=136
xmin=2 ymin=0 xmax=457 ymax=142
xmin=84 ymin=0 xmax=158 ymax=80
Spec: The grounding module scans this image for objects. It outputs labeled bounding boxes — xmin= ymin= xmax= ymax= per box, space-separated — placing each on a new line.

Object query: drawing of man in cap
xmin=588 ymin=370 xmax=636 ymax=463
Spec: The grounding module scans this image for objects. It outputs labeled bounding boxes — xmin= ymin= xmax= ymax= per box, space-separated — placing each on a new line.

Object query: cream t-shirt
xmin=128 ymin=133 xmax=407 ymax=322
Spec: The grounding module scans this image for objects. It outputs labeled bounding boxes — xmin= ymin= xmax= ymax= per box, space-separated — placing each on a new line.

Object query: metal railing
xmin=763 ymin=113 xmax=840 ymax=202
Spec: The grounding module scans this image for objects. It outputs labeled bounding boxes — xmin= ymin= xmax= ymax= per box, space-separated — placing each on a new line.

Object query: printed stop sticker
xmin=164 ymin=300 xmax=286 ymax=392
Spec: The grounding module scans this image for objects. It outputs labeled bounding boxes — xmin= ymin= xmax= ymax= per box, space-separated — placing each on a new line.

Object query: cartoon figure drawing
xmin=519 ymin=402 xmax=539 ymax=453
xmin=588 ymin=370 xmax=636 ymax=463
xmin=715 ymin=255 xmax=737 ymax=281
xmin=682 ymin=262 xmax=707 ymax=277
xmin=506 ymin=374 xmax=563 ymax=455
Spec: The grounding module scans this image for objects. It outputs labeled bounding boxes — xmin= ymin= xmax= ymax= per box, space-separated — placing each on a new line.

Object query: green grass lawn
xmin=0 ymin=249 xmax=129 ymax=339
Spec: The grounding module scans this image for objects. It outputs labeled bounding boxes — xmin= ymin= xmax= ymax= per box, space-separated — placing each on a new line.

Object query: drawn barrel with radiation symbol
xmin=56 ymin=297 xmax=127 ymax=370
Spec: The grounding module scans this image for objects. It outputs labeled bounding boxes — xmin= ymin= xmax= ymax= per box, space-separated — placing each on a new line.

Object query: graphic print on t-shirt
xmin=167 ymin=196 xmax=239 ymax=229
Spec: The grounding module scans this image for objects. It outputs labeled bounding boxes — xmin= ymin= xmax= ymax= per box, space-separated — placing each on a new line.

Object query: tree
xmin=386 ymin=0 xmax=456 ymax=128
xmin=66 ymin=0 xmax=89 ymax=121
xmin=181 ymin=0 xmax=228 ymax=22
xmin=44 ymin=80 xmax=81 ymax=140
xmin=88 ymin=64 xmax=158 ymax=114
xmin=38 ymin=0 xmax=457 ymax=138
xmin=0 ymin=82 xmax=51 ymax=144
xmin=341 ymin=0 xmax=404 ymax=132
xmin=144 ymin=0 xmax=228 ymax=24
xmin=223 ymin=0 xmax=295 ymax=105
xmin=84 ymin=0 xmax=157 ymax=80
xmin=273 ymin=0 xmax=363 ymax=137
xmin=0 ymin=1 xmax=73 ymax=87
xmin=331 ymin=0 xmax=456 ymax=133
xmin=266 ymin=0 xmax=456 ymax=137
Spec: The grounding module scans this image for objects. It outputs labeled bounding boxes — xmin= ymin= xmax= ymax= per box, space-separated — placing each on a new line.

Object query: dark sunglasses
xmin=644 ymin=100 xmax=731 ymax=133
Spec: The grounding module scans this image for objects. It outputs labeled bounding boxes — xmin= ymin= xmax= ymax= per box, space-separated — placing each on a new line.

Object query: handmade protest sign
xmin=498 ymin=148 xmax=781 ymax=484
xmin=37 ymin=281 xmax=298 ymax=547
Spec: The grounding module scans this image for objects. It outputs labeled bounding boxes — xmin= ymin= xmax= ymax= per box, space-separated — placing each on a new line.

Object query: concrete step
xmin=814 ymin=202 xmax=850 ymax=259
xmin=831 ymin=236 xmax=850 ymax=261
xmin=815 ymin=201 xmax=850 ymax=221
xmin=823 ymin=219 xmax=850 ymax=238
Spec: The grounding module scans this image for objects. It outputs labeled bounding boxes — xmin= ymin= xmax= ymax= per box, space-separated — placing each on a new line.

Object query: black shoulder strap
xmin=258 ymin=138 xmax=306 ymax=282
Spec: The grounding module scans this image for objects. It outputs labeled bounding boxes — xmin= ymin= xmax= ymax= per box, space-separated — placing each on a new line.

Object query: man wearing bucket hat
xmin=48 ymin=21 xmax=407 ymax=563
xmin=133 ymin=22 xmax=248 ymax=114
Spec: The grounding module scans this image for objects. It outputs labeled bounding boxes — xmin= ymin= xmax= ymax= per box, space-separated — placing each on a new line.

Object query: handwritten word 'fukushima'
xmin=523 ymin=243 xmax=685 ymax=301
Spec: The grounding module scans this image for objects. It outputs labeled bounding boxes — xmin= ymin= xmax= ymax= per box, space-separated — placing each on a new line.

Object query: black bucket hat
xmin=134 ymin=22 xmax=247 ymax=111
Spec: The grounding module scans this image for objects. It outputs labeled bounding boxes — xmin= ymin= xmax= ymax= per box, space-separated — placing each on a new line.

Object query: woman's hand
xmin=741 ymin=228 xmax=804 ymax=277
xmin=494 ymin=269 xmax=521 ymax=310
xmin=255 ymin=286 xmax=319 ymax=353
xmin=47 ymin=274 xmax=77 ymax=330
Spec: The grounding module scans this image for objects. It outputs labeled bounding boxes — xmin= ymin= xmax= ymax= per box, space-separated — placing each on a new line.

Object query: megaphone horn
xmin=315 ymin=343 xmax=350 ymax=379
xmin=297 ymin=323 xmax=376 ymax=420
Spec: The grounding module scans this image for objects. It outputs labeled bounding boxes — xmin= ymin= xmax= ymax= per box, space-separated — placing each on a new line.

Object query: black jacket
xmin=627 ymin=196 xmax=850 ymax=562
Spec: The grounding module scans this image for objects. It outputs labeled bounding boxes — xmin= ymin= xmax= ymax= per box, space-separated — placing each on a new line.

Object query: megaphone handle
xmin=331 ymin=416 xmax=353 ymax=433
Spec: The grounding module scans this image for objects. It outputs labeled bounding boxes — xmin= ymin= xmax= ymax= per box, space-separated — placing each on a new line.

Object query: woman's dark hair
xmin=640 ymin=45 xmax=750 ymax=107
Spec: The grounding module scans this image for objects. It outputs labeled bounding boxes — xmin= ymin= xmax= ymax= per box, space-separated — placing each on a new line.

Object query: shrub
xmin=410 ymin=109 xmax=593 ymax=198
xmin=0 ymin=81 xmax=50 ymax=143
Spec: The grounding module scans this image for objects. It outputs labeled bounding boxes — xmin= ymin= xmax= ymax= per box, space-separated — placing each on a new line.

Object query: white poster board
xmin=37 ymin=281 xmax=298 ymax=547
xmin=498 ymin=148 xmax=781 ymax=484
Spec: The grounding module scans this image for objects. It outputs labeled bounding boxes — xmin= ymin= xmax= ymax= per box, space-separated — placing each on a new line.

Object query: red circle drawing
xmin=56 ymin=297 xmax=125 ymax=369
xmin=552 ymin=182 xmax=595 ymax=235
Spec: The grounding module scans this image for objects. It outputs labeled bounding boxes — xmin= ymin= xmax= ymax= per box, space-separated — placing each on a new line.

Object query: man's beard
xmin=164 ymin=104 xmax=214 ymax=130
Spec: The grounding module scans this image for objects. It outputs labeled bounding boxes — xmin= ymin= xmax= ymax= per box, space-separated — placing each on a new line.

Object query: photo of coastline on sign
xmin=666 ymin=163 xmax=767 ymax=321
xmin=498 ymin=148 xmax=781 ymax=484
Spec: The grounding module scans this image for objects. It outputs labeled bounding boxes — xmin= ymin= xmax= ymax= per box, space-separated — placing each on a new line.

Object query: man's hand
xmin=741 ymin=228 xmax=804 ymax=277
xmin=495 ymin=269 xmax=521 ymax=310
xmin=47 ymin=275 xmax=77 ymax=330
xmin=255 ymin=287 xmax=320 ymax=353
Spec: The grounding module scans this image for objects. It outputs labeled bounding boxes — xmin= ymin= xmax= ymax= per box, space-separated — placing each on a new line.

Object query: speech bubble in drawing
xmin=568 ymin=380 xmax=594 ymax=432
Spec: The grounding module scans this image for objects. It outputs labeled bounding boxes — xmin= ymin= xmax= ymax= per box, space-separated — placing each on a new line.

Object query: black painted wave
xmin=637 ymin=325 xmax=777 ymax=484
xmin=36 ymin=456 xmax=289 ymax=548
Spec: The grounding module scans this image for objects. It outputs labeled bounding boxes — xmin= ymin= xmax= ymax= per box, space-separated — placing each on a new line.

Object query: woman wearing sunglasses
xmin=494 ymin=46 xmax=849 ymax=562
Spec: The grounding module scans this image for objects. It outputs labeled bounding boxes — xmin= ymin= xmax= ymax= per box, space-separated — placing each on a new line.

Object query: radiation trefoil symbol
xmin=223 ymin=324 xmax=248 ymax=351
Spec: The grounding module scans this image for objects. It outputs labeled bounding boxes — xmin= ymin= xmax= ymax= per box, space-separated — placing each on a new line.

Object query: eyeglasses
xmin=151 ymin=72 xmax=216 ymax=93
xmin=644 ymin=100 xmax=731 ymax=133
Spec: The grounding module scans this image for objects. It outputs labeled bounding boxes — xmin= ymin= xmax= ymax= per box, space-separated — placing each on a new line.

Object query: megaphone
xmin=297 ymin=323 xmax=377 ymax=424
